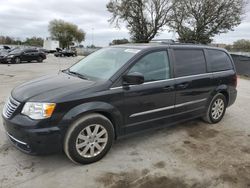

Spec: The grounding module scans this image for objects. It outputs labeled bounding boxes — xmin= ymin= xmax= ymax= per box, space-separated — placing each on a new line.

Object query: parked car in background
xmin=2 ymin=43 xmax=237 ymax=164
xmin=54 ymin=48 xmax=77 ymax=57
xmin=0 ymin=45 xmax=11 ymax=51
xmin=38 ymin=48 xmax=50 ymax=54
xmin=0 ymin=49 xmax=9 ymax=63
xmin=0 ymin=46 xmax=12 ymax=63
xmin=2 ymin=48 xmax=46 ymax=64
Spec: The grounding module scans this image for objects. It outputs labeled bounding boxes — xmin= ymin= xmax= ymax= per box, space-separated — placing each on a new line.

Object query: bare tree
xmin=170 ymin=0 xmax=246 ymax=44
xmin=107 ymin=0 xmax=174 ymax=43
xmin=233 ymin=39 xmax=250 ymax=51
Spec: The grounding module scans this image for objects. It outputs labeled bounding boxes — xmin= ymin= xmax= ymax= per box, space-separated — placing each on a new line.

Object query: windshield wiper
xmin=62 ymin=69 xmax=88 ymax=80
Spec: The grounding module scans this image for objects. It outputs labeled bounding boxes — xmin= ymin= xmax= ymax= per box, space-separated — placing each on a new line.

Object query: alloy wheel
xmin=15 ymin=57 xmax=20 ymax=64
xmin=211 ymin=98 xmax=225 ymax=120
xmin=75 ymin=124 xmax=108 ymax=158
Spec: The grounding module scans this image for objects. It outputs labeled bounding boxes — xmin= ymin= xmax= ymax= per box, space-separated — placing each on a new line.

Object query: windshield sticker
xmin=124 ymin=49 xmax=141 ymax=54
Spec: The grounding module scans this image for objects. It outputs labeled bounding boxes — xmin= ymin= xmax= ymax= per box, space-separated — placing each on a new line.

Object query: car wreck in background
xmin=54 ymin=48 xmax=77 ymax=57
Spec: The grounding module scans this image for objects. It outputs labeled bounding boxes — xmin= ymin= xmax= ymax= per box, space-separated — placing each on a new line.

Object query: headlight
xmin=21 ymin=102 xmax=56 ymax=120
xmin=8 ymin=55 xmax=14 ymax=58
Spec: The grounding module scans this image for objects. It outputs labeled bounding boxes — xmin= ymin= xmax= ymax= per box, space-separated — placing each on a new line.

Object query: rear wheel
xmin=203 ymin=93 xmax=227 ymax=124
xmin=64 ymin=113 xmax=114 ymax=164
xmin=37 ymin=57 xmax=43 ymax=62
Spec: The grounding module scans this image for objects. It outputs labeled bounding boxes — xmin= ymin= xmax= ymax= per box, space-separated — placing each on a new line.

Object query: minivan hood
xmin=0 ymin=50 xmax=8 ymax=57
xmin=12 ymin=72 xmax=98 ymax=102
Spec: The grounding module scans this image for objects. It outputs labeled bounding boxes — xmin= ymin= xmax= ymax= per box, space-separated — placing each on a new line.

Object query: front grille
xmin=2 ymin=97 xmax=20 ymax=119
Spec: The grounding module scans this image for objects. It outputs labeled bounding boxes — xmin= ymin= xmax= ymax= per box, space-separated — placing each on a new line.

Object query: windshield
xmin=69 ymin=47 xmax=140 ymax=80
xmin=9 ymin=49 xmax=22 ymax=54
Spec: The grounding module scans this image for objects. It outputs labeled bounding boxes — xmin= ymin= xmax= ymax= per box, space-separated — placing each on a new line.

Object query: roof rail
xmin=178 ymin=40 xmax=203 ymax=45
xmin=149 ymin=39 xmax=207 ymax=46
xmin=150 ymin=39 xmax=176 ymax=44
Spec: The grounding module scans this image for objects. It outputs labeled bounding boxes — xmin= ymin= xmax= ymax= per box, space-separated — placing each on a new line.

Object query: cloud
xmin=0 ymin=0 xmax=249 ymax=46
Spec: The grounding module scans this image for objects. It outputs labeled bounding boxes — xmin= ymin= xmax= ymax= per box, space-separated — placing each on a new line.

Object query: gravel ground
xmin=0 ymin=54 xmax=249 ymax=188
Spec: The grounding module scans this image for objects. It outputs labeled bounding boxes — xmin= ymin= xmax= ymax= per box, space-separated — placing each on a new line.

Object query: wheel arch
xmin=95 ymin=111 xmax=119 ymax=139
xmin=61 ymin=102 xmax=123 ymax=138
xmin=210 ymin=85 xmax=229 ymax=106
xmin=219 ymin=90 xmax=229 ymax=106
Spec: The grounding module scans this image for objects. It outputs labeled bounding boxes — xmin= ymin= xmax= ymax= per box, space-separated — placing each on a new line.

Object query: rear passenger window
xmin=173 ymin=49 xmax=206 ymax=77
xmin=24 ymin=49 xmax=36 ymax=53
xmin=207 ymin=50 xmax=233 ymax=72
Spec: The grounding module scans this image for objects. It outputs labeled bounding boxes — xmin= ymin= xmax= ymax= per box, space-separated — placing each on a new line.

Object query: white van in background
xmin=43 ymin=38 xmax=59 ymax=53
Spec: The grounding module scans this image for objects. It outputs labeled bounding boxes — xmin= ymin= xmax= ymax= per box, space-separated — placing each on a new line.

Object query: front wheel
xmin=14 ymin=57 xmax=21 ymax=64
xmin=64 ymin=113 xmax=114 ymax=164
xmin=203 ymin=93 xmax=227 ymax=124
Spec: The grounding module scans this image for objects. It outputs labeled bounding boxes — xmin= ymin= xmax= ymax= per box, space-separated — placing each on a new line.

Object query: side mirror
xmin=123 ymin=72 xmax=144 ymax=86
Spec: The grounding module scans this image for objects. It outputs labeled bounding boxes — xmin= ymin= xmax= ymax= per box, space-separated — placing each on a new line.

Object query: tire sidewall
xmin=208 ymin=93 xmax=227 ymax=123
xmin=64 ymin=114 xmax=114 ymax=164
xmin=38 ymin=57 xmax=43 ymax=62
xmin=14 ymin=57 xmax=20 ymax=64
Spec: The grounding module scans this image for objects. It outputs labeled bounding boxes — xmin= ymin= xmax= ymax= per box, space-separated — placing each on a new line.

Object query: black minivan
xmin=2 ymin=43 xmax=237 ymax=164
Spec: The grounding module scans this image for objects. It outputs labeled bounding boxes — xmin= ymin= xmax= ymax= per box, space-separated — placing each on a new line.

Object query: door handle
xmin=163 ymin=85 xmax=175 ymax=91
xmin=177 ymin=82 xmax=190 ymax=89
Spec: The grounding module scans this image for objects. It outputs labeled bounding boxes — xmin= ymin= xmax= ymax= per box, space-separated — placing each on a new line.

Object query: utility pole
xmin=91 ymin=28 xmax=94 ymax=47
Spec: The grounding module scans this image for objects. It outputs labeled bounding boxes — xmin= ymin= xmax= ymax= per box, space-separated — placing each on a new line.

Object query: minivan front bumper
xmin=2 ymin=115 xmax=64 ymax=155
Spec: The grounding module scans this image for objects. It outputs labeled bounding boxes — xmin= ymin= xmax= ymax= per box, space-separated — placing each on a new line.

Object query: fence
xmin=230 ymin=53 xmax=250 ymax=77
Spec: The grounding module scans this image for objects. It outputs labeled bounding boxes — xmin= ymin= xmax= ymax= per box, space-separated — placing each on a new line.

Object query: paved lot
xmin=0 ymin=55 xmax=250 ymax=188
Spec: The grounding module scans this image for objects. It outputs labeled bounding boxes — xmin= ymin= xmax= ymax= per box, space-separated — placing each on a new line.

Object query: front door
xmin=22 ymin=50 xmax=33 ymax=61
xmin=122 ymin=50 xmax=176 ymax=133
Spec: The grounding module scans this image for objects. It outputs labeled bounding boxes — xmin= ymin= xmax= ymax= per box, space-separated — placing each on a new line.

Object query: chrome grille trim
xmin=2 ymin=97 xmax=20 ymax=119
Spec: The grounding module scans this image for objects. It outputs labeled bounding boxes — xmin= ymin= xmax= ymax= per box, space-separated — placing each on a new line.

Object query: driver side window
xmin=128 ymin=51 xmax=170 ymax=82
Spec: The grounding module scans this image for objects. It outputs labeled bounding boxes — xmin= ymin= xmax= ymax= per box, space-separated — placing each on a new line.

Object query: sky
xmin=0 ymin=0 xmax=250 ymax=47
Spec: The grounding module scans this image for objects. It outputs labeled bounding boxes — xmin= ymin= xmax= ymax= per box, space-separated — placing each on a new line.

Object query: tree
xmin=170 ymin=0 xmax=246 ymax=44
xmin=23 ymin=37 xmax=43 ymax=47
xmin=233 ymin=39 xmax=250 ymax=51
xmin=0 ymin=36 xmax=16 ymax=44
xmin=0 ymin=36 xmax=43 ymax=46
xmin=225 ymin=44 xmax=233 ymax=51
xmin=109 ymin=38 xmax=129 ymax=45
xmin=75 ymin=29 xmax=86 ymax=45
xmin=48 ymin=19 xmax=86 ymax=48
xmin=107 ymin=0 xmax=174 ymax=43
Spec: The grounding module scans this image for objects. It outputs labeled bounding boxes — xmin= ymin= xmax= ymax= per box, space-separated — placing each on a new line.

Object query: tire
xmin=37 ymin=57 xmax=43 ymax=62
xmin=14 ymin=57 xmax=21 ymax=64
xmin=64 ymin=113 xmax=115 ymax=164
xmin=203 ymin=93 xmax=227 ymax=124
